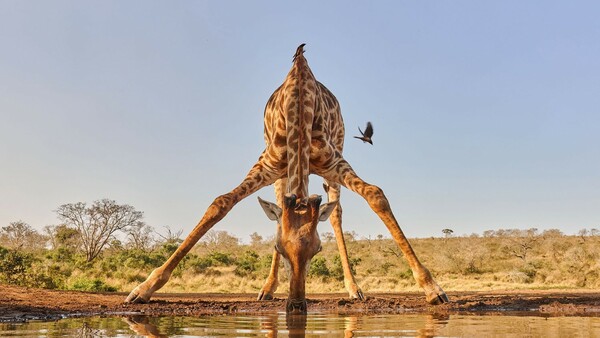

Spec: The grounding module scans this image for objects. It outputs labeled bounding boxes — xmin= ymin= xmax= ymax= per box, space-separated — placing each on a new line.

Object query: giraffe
xmin=125 ymin=44 xmax=449 ymax=311
xmin=254 ymin=44 xmax=366 ymax=306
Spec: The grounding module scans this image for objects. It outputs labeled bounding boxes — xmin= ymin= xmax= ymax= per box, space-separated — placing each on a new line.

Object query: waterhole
xmin=2 ymin=313 xmax=600 ymax=337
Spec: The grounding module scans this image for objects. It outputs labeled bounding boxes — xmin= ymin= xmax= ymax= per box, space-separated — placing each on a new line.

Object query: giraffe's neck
xmin=284 ymin=49 xmax=316 ymax=199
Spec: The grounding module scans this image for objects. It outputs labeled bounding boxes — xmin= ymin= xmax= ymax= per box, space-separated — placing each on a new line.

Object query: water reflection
xmin=123 ymin=312 xmax=450 ymax=337
xmin=3 ymin=312 xmax=600 ymax=337
xmin=124 ymin=316 xmax=167 ymax=338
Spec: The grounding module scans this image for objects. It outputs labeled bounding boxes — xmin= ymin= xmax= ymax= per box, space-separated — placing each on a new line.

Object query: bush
xmin=234 ymin=250 xmax=260 ymax=277
xmin=207 ymin=252 xmax=234 ymax=266
xmin=46 ymin=247 xmax=76 ymax=263
xmin=0 ymin=246 xmax=30 ymax=285
xmin=0 ymin=246 xmax=58 ymax=288
xmin=70 ymin=278 xmax=117 ymax=292
xmin=331 ymin=255 xmax=361 ymax=281
xmin=258 ymin=253 xmax=274 ymax=271
xmin=503 ymin=271 xmax=531 ymax=284
xmin=309 ymin=256 xmax=330 ymax=278
xmin=188 ymin=255 xmax=214 ymax=273
xmin=161 ymin=242 xmax=180 ymax=256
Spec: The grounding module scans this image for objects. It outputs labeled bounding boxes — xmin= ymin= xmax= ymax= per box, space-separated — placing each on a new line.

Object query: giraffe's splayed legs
xmin=319 ymin=159 xmax=449 ymax=305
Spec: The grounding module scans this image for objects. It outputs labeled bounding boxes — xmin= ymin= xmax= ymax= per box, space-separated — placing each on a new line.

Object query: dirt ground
xmin=2 ymin=284 xmax=600 ymax=322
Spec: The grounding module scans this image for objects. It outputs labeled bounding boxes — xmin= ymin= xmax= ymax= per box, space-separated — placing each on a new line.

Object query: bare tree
xmin=249 ymin=232 xmax=263 ymax=246
xmin=154 ymin=226 xmax=184 ymax=256
xmin=321 ymin=232 xmax=335 ymax=243
xmin=55 ymin=199 xmax=144 ymax=262
xmin=343 ymin=230 xmax=358 ymax=242
xmin=156 ymin=226 xmax=183 ymax=246
xmin=381 ymin=246 xmax=402 ymax=258
xmin=482 ymin=230 xmax=496 ymax=238
xmin=0 ymin=221 xmax=46 ymax=250
xmin=505 ymin=228 xmax=539 ymax=262
xmin=578 ymin=229 xmax=589 ymax=243
xmin=125 ymin=222 xmax=155 ymax=252
xmin=198 ymin=230 xmax=239 ymax=253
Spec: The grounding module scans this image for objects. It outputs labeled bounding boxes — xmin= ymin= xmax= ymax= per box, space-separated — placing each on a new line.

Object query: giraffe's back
xmin=262 ymin=47 xmax=345 ymax=195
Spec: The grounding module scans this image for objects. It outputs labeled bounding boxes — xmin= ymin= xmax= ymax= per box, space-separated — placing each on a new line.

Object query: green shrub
xmin=0 ymin=246 xmax=58 ymax=289
xmin=258 ymin=253 xmax=274 ymax=270
xmin=331 ymin=255 xmax=361 ymax=281
xmin=70 ymin=278 xmax=117 ymax=292
xmin=234 ymin=250 xmax=260 ymax=277
xmin=47 ymin=247 xmax=76 ymax=263
xmin=188 ymin=255 xmax=214 ymax=273
xmin=0 ymin=246 xmax=30 ymax=285
xmin=207 ymin=252 xmax=234 ymax=266
xmin=309 ymin=256 xmax=330 ymax=278
xmin=161 ymin=242 xmax=179 ymax=256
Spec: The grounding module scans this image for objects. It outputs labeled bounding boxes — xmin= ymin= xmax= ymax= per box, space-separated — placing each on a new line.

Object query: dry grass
xmin=4 ymin=228 xmax=600 ymax=295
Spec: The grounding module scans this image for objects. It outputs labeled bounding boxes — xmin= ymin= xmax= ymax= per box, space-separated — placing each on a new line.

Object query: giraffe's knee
xmin=365 ymin=186 xmax=390 ymax=212
xmin=213 ymin=194 xmax=235 ymax=207
xmin=206 ymin=194 xmax=236 ymax=220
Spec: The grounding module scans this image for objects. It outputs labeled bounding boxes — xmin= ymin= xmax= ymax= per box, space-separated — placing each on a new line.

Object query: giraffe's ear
xmin=318 ymin=200 xmax=338 ymax=222
xmin=258 ymin=197 xmax=282 ymax=222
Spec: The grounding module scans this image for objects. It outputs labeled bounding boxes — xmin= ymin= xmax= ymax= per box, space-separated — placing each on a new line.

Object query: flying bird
xmin=354 ymin=122 xmax=374 ymax=145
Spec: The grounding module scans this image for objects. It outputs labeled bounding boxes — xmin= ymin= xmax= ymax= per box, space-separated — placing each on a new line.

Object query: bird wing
xmin=357 ymin=126 xmax=364 ymax=136
xmin=364 ymin=122 xmax=373 ymax=138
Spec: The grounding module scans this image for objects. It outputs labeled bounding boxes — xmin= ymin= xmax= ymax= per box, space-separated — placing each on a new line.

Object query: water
xmin=2 ymin=313 xmax=600 ymax=337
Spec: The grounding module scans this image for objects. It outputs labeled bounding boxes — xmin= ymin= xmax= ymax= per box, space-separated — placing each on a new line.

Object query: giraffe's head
xmin=258 ymin=194 xmax=337 ymax=313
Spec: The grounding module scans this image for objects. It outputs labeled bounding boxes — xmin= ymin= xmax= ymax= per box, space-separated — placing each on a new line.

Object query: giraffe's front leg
xmin=320 ymin=160 xmax=448 ymax=305
xmin=125 ymin=192 xmax=242 ymax=304
xmin=257 ymin=249 xmax=280 ymax=300
xmin=125 ymin=158 xmax=281 ymax=304
xmin=324 ymin=181 xmax=364 ymax=301
xmin=257 ymin=178 xmax=285 ymax=301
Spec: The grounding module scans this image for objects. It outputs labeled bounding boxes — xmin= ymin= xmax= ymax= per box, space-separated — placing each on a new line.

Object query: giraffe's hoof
xmin=427 ymin=292 xmax=449 ymax=305
xmin=124 ymin=291 xmax=149 ymax=304
xmin=350 ymin=289 xmax=366 ymax=301
xmin=257 ymin=291 xmax=274 ymax=301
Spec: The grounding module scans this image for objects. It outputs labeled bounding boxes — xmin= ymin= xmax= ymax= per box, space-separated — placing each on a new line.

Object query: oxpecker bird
xmin=354 ymin=122 xmax=374 ymax=145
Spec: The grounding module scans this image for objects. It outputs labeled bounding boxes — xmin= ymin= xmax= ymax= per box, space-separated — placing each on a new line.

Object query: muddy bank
xmin=2 ymin=285 xmax=600 ymax=322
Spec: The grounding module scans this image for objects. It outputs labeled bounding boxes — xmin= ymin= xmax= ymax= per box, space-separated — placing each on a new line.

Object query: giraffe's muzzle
xmin=286 ymin=299 xmax=308 ymax=314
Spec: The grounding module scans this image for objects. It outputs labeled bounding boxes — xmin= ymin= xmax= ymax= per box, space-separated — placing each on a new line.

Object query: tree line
xmin=2 ymin=199 xmax=600 ymax=293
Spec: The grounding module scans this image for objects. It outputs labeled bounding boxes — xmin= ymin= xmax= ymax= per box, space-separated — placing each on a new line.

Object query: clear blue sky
xmin=1 ymin=1 xmax=598 ymax=242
